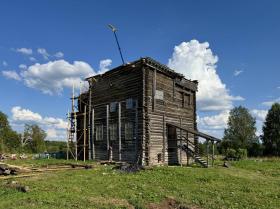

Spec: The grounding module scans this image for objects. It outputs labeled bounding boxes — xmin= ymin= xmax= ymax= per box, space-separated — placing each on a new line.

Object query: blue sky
xmin=0 ymin=0 xmax=279 ymax=140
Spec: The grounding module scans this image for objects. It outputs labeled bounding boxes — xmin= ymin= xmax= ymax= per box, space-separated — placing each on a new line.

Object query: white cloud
xmin=21 ymin=59 xmax=95 ymax=95
xmin=16 ymin=48 xmax=33 ymax=55
xmin=168 ymin=40 xmax=244 ymax=112
xmin=262 ymin=98 xmax=280 ymax=107
xmin=54 ymin=51 xmax=64 ymax=58
xmin=11 ymin=106 xmax=67 ymax=140
xmin=2 ymin=61 xmax=8 ymax=67
xmin=2 ymin=70 xmax=21 ymax=81
xmin=44 ymin=117 xmax=68 ymax=129
xmin=37 ymin=48 xmax=50 ymax=60
xmin=250 ymin=109 xmax=268 ymax=121
xmin=233 ymin=70 xmax=243 ymax=76
xmin=199 ymin=111 xmax=229 ymax=130
xmin=29 ymin=57 xmax=37 ymax=62
xmin=19 ymin=64 xmax=27 ymax=70
xmin=99 ymin=59 xmax=112 ymax=74
xmin=11 ymin=106 xmax=42 ymax=122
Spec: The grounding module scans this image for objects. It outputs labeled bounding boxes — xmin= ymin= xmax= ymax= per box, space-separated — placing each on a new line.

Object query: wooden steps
xmin=179 ymin=144 xmax=209 ymax=168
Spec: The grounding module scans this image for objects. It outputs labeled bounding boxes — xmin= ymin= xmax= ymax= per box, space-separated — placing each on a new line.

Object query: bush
xmin=225 ymin=148 xmax=247 ymax=160
xmin=225 ymin=148 xmax=236 ymax=159
xmin=236 ymin=148 xmax=247 ymax=160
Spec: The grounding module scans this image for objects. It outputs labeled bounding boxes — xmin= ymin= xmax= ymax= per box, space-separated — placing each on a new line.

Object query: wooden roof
xmin=85 ymin=57 xmax=198 ymax=91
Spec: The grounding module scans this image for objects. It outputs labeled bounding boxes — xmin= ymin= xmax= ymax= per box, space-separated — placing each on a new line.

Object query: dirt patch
xmin=147 ymin=198 xmax=203 ymax=209
xmin=89 ymin=197 xmax=134 ymax=209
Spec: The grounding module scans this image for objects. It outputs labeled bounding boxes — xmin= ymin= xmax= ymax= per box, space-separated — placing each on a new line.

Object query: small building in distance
xmin=75 ymin=57 xmax=220 ymax=166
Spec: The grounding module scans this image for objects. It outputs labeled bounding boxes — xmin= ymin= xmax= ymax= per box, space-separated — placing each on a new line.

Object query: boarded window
xmin=110 ymin=102 xmax=117 ymax=112
xmin=125 ymin=122 xmax=134 ymax=141
xmin=126 ymin=98 xmax=134 ymax=109
xmin=183 ymin=94 xmax=191 ymax=108
xmin=96 ymin=125 xmax=103 ymax=141
xmin=109 ymin=123 xmax=117 ymax=141
xmin=155 ymin=90 xmax=164 ymax=100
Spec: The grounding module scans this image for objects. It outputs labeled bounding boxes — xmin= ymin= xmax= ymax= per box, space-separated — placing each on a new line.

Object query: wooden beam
xmin=206 ymin=140 xmax=209 ymax=167
xmin=166 ymin=122 xmax=221 ymax=142
xmin=152 ymin=69 xmax=156 ymax=111
xmin=83 ymin=105 xmax=87 ymax=162
xmin=186 ymin=131 xmax=189 ymax=166
xmin=118 ymin=102 xmax=122 ymax=161
xmin=180 ymin=117 xmax=182 ymax=166
xmin=106 ymin=105 xmax=109 ymax=158
xmin=212 ymin=141 xmax=214 ymax=167
xmin=92 ymin=108 xmax=95 ymax=160
xmin=88 ymin=88 xmax=92 ymax=160
xmin=162 ymin=114 xmax=166 ymax=164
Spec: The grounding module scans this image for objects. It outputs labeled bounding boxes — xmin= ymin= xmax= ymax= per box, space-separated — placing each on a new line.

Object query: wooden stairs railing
xmin=167 ymin=122 xmax=221 ymax=168
xmin=179 ymin=137 xmax=208 ymax=168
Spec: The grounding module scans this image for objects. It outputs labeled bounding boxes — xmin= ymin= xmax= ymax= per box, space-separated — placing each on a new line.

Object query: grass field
xmin=0 ymin=158 xmax=280 ymax=209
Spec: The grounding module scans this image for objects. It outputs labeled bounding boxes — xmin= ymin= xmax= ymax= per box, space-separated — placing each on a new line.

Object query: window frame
xmin=95 ymin=124 xmax=103 ymax=141
xmin=109 ymin=123 xmax=117 ymax=141
xmin=124 ymin=121 xmax=134 ymax=141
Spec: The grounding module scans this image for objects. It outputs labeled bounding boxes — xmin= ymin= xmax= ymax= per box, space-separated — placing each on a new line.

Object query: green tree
xmin=24 ymin=124 xmax=46 ymax=153
xmin=262 ymin=103 xmax=280 ymax=156
xmin=222 ymin=106 xmax=257 ymax=154
xmin=0 ymin=111 xmax=20 ymax=152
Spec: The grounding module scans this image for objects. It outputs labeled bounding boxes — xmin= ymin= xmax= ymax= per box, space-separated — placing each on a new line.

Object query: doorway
xmin=167 ymin=125 xmax=179 ymax=165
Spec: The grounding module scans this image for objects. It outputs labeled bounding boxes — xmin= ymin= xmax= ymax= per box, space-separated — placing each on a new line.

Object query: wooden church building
xmin=76 ymin=57 xmax=220 ymax=167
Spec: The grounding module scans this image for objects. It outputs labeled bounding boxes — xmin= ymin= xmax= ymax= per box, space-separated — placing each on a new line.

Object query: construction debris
xmin=113 ymin=163 xmax=144 ymax=173
xmin=0 ymin=162 xmax=94 ymax=180
xmin=69 ymin=163 xmax=93 ymax=169
xmin=5 ymin=181 xmax=30 ymax=193
xmin=223 ymin=161 xmax=230 ymax=168
xmin=0 ymin=164 xmax=18 ymax=176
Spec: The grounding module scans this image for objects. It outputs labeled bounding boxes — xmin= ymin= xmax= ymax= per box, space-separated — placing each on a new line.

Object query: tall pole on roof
xmin=108 ymin=24 xmax=125 ymax=65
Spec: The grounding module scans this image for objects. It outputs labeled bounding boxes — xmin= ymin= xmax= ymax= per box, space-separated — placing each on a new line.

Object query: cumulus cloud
xmin=29 ymin=57 xmax=37 ymax=62
xmin=20 ymin=59 xmax=95 ymax=95
xmin=250 ymin=109 xmax=268 ymax=137
xmin=250 ymin=109 xmax=268 ymax=121
xmin=12 ymin=106 xmax=42 ymax=122
xmin=11 ymin=106 xmax=67 ymax=140
xmin=15 ymin=48 xmax=33 ymax=55
xmin=54 ymin=51 xmax=64 ymax=58
xmin=262 ymin=98 xmax=280 ymax=107
xmin=2 ymin=70 xmax=21 ymax=81
xmin=19 ymin=64 xmax=27 ymax=70
xmin=2 ymin=61 xmax=8 ymax=67
xmin=98 ymin=59 xmax=112 ymax=74
xmin=199 ymin=111 xmax=229 ymax=130
xmin=234 ymin=70 xmax=243 ymax=76
xmin=37 ymin=48 xmax=50 ymax=60
xmin=168 ymin=40 xmax=244 ymax=112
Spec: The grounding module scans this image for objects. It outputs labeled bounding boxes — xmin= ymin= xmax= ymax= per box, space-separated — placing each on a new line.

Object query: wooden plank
xmin=83 ymin=105 xmax=87 ymax=162
xmin=118 ymin=102 xmax=122 ymax=161
xmin=92 ymin=108 xmax=95 ymax=160
xmin=106 ymin=105 xmax=109 ymax=157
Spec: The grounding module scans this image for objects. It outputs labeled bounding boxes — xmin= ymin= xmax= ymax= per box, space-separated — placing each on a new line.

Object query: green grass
xmin=0 ymin=158 xmax=280 ymax=209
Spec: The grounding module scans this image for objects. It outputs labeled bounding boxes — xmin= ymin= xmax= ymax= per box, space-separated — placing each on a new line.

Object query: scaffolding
xmin=67 ymin=85 xmax=78 ymax=161
xmin=67 ymin=83 xmax=92 ymax=162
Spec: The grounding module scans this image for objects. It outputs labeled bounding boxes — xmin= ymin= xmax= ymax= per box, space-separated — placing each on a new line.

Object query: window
xmin=125 ymin=122 xmax=134 ymax=141
xmin=109 ymin=123 xmax=117 ymax=141
xmin=126 ymin=98 xmax=134 ymax=109
xmin=96 ymin=125 xmax=103 ymax=141
xmin=183 ymin=94 xmax=191 ymax=108
xmin=155 ymin=90 xmax=164 ymax=100
xmin=110 ymin=102 xmax=117 ymax=112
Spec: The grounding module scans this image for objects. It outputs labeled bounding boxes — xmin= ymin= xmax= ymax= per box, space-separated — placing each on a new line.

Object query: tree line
xmin=0 ymin=111 xmax=66 ymax=154
xmin=219 ymin=103 xmax=280 ymax=158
